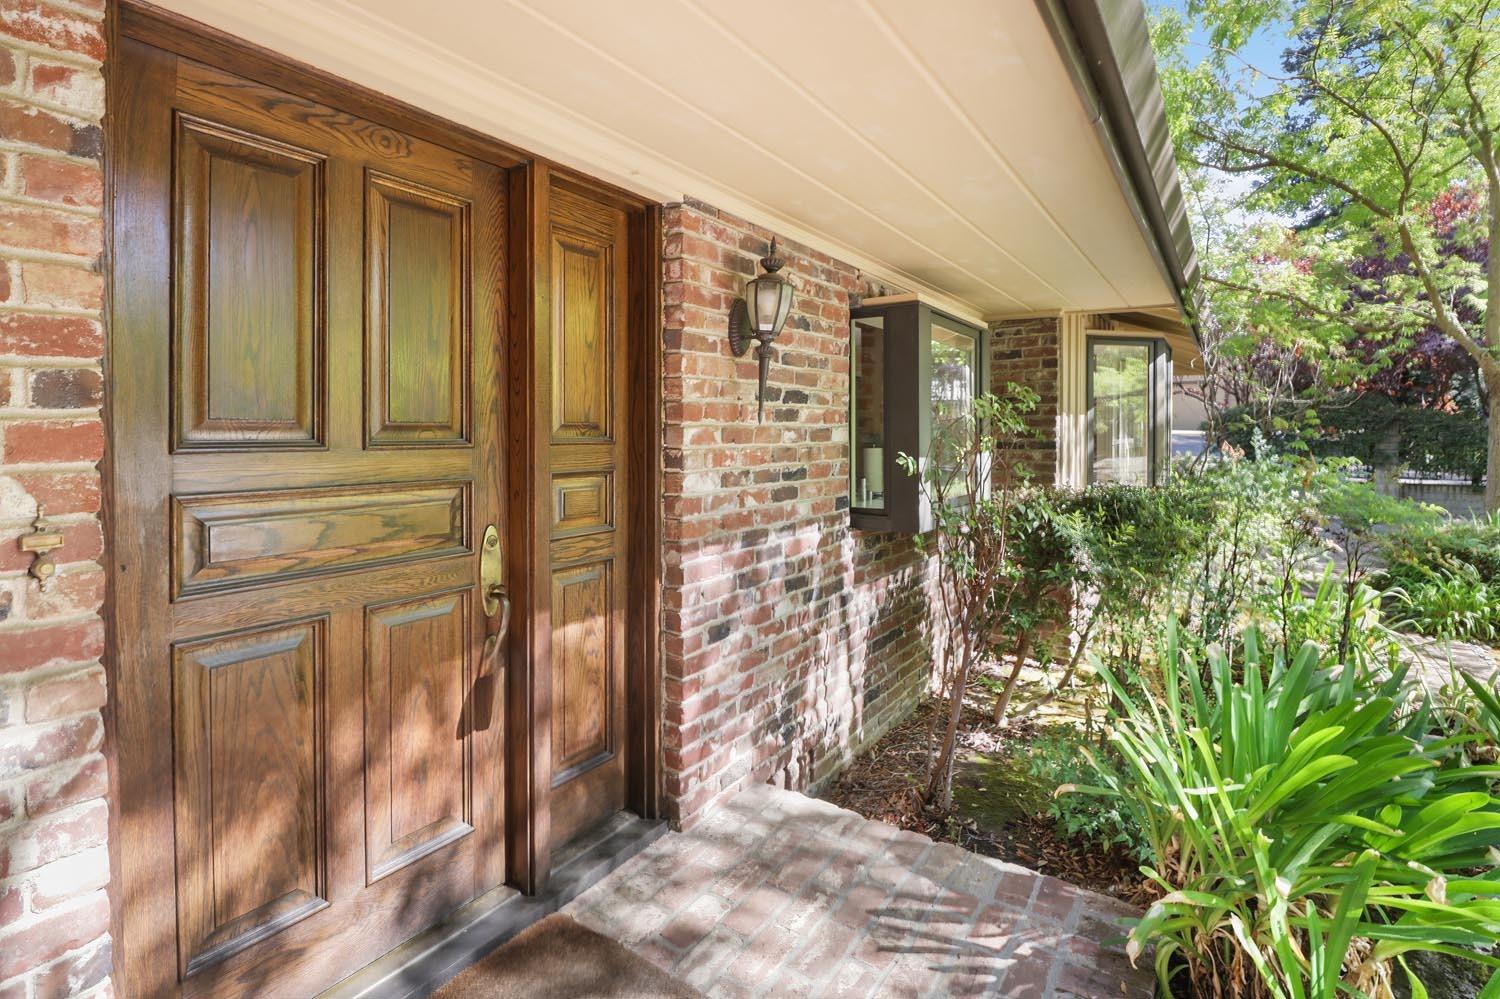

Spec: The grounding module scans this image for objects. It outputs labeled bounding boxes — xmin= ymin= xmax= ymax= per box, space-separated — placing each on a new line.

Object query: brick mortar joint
xmin=0 ymin=244 xmax=101 ymax=268
xmin=0 ymin=359 xmax=103 ymax=372
xmin=0 ymin=190 xmax=103 ymax=219
xmin=0 ymin=302 xmax=104 ymax=321
xmin=0 ymin=86 xmax=106 ymax=130
xmin=0 ymin=145 xmax=104 ymax=173
xmin=0 ymin=606 xmax=98 ymax=631
xmin=0 ymin=408 xmax=105 ymax=424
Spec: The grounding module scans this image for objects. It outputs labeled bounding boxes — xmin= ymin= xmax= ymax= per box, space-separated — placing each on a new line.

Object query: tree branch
xmin=1203 ymin=274 xmax=1427 ymax=338
xmin=1193 ymin=125 xmax=1393 ymax=220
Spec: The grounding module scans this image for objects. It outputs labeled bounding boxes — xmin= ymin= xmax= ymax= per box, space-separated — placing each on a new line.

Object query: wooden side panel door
xmin=111 ymin=39 xmax=508 ymax=999
xmin=545 ymin=180 xmax=631 ymax=848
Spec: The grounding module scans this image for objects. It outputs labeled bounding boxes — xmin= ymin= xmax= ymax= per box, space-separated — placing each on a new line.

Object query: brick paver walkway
xmin=562 ymin=784 xmax=1153 ymax=998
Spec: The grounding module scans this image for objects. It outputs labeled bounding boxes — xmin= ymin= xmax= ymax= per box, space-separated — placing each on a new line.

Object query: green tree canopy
xmin=1154 ymin=0 xmax=1499 ymax=509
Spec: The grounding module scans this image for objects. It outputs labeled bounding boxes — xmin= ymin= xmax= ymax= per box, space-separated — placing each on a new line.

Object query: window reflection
xmin=930 ymin=319 xmax=977 ymax=498
xmin=852 ymin=316 xmax=886 ymax=510
xmin=1089 ymin=341 xmax=1152 ymax=485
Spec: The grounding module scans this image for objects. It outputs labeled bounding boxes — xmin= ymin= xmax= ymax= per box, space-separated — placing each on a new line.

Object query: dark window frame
xmin=849 ymin=298 xmax=988 ymax=533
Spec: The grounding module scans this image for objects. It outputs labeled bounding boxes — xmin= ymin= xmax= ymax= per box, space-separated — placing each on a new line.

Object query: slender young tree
xmin=1155 ymin=0 xmax=1499 ymax=510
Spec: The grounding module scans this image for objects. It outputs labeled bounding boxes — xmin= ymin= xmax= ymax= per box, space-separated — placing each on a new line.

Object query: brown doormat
xmin=429 ymin=914 xmax=704 ymax=999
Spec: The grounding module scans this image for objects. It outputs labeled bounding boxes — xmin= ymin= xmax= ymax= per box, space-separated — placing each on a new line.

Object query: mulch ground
xmin=825 ymin=682 xmax=1152 ymax=904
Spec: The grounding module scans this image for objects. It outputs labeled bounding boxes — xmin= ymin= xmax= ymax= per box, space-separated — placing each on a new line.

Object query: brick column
xmin=658 ymin=199 xmax=938 ymax=828
xmin=988 ymin=316 xmax=1061 ymax=485
xmin=0 ymin=2 xmax=113 ymax=996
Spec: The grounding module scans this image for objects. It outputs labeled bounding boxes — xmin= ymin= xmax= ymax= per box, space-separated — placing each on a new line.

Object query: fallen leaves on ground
xmin=825 ymin=682 xmax=1151 ymax=904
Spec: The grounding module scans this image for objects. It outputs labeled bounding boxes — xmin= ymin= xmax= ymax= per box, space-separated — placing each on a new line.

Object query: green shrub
xmin=1060 ymin=477 xmax=1216 ymax=663
xmin=1380 ymin=513 xmax=1500 ymax=589
xmin=1070 ymin=624 xmax=1500 ymax=998
xmin=1219 ymin=394 xmax=1488 ymax=482
xmin=1025 ymin=728 xmax=1149 ymax=861
xmin=1395 ymin=565 xmax=1500 ymax=644
xmin=1378 ymin=514 xmax=1500 ymax=644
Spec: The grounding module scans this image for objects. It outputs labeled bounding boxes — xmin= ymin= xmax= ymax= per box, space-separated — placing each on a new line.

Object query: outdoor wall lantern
xmin=729 ymin=237 xmax=796 ymax=421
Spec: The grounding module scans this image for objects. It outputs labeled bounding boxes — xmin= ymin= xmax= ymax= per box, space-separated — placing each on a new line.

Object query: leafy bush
xmin=986 ymin=488 xmax=1089 ymax=723
xmin=1219 ymin=393 xmax=1488 ymax=482
xmin=1277 ymin=566 xmax=1405 ymax=678
xmin=1070 ymin=625 xmax=1500 ymax=998
xmin=1060 ymin=477 xmax=1216 ymax=664
xmin=1025 ymin=728 xmax=1148 ymax=861
xmin=1379 ymin=514 xmax=1500 ymax=644
xmin=899 ymin=388 xmax=1045 ymax=807
xmin=1394 ymin=566 xmax=1500 ymax=644
xmin=1380 ymin=513 xmax=1500 ymax=589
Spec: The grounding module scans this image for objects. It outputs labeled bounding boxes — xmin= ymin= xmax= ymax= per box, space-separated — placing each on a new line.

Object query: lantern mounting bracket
xmin=728 ymin=300 xmax=754 ymax=357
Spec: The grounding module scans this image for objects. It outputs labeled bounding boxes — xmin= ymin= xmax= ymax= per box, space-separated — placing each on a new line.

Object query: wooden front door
xmin=543 ymin=179 xmax=633 ymax=848
xmin=111 ymin=37 xmax=510 ymax=998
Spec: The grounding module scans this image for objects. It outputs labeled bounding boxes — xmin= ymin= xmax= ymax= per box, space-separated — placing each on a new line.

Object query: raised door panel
xmin=174 ymin=115 xmax=324 ymax=449
xmin=550 ymin=561 xmax=613 ymax=778
xmin=173 ymin=482 xmax=469 ymax=598
xmin=551 ymin=471 xmax=612 ymax=538
xmin=364 ymin=591 xmax=472 ymax=882
xmin=366 ymin=172 xmax=471 ymax=446
xmin=173 ymin=621 xmax=327 ymax=978
xmin=550 ymin=234 xmax=612 ymax=441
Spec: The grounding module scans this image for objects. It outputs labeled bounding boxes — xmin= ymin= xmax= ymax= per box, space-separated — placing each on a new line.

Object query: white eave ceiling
xmin=154 ymin=0 xmax=1178 ymax=323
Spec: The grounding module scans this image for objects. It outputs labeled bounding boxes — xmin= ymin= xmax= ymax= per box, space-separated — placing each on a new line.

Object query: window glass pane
xmin=1090 ymin=341 xmax=1152 ymax=485
xmin=930 ymin=318 xmax=977 ymax=499
xmin=852 ymin=316 xmax=886 ymax=511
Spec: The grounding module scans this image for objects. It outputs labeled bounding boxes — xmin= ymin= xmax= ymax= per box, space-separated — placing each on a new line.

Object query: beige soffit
xmin=152 ymin=0 xmax=1180 ymax=325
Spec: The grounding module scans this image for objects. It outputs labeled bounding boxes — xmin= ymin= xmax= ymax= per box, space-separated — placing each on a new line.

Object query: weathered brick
xmin=28 ymin=568 xmax=105 ymax=618
xmin=24 ymin=843 xmax=109 ymax=909
xmin=0 ymin=799 xmax=107 ymax=883
xmin=0 ymin=1 xmax=106 ymax=63
xmin=0 ymin=98 xmax=98 ymax=158
xmin=10 ymin=470 xmax=100 ymax=515
xmin=0 ymin=619 xmax=102 ymax=676
xmin=0 ymin=713 xmax=101 ymax=781
xmin=28 ymin=59 xmax=104 ymax=116
xmin=24 ymin=751 xmax=106 ymax=817
xmin=659 ymin=203 xmax=941 ymax=830
xmin=0 ymin=891 xmax=109 ymax=981
xmin=0 ymin=16 xmax=111 ymax=991
xmin=27 ymin=367 xmax=101 ymax=409
xmin=0 ymin=205 xmax=101 ymax=257
xmin=989 ymin=317 xmax=1060 ymax=483
xmin=32 ymin=934 xmax=112 ymax=997
xmin=0 ymin=313 xmax=102 ymax=358
xmin=16 ymin=154 xmax=103 ymax=209
xmin=25 ymin=665 xmax=105 ymax=721
xmin=3 ymin=418 xmax=102 ymax=462
xmin=19 ymin=260 xmax=102 ymax=310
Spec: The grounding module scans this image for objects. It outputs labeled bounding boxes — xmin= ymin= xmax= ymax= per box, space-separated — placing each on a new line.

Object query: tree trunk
xmin=992 ymin=633 xmax=1033 ymax=726
xmin=1487 ymin=394 xmax=1499 ymax=515
xmin=925 ymin=645 xmax=973 ymax=811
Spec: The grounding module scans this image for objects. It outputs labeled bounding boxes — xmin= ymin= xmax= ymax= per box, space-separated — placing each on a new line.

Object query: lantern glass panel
xmin=751 ymin=278 xmax=784 ymax=333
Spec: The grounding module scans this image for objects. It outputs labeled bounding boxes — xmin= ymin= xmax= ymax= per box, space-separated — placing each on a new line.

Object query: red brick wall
xmin=659 ymin=199 xmax=938 ymax=827
xmin=0 ymin=2 xmax=113 ymax=996
xmin=989 ymin=316 xmax=1060 ymax=484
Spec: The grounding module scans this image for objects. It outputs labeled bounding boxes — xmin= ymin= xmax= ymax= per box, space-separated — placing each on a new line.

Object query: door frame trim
xmin=102 ymin=0 xmax=665 ymax=987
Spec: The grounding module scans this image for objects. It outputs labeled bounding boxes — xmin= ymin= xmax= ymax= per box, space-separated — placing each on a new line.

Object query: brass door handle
xmin=482 ymin=583 xmax=512 ymax=667
xmin=479 ymin=525 xmax=510 ymax=675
